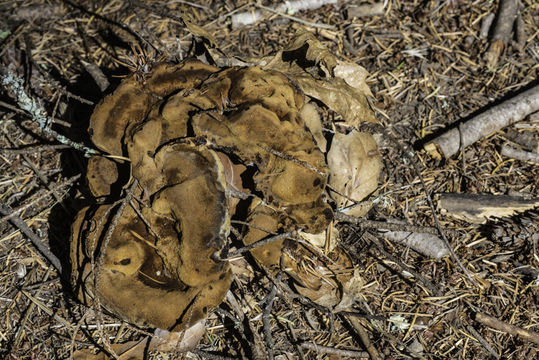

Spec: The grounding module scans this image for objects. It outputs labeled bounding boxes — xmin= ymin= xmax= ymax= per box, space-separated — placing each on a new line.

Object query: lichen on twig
xmin=1 ymin=72 xmax=98 ymax=157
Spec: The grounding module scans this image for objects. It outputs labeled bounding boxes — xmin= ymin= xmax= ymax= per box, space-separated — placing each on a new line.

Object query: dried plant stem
xmin=1 ymin=72 xmax=98 ymax=157
xmin=0 ymin=204 xmax=62 ymax=273
xmin=466 ymin=325 xmax=500 ymax=359
xmin=424 ymin=84 xmax=539 ymax=159
xmin=475 ymin=312 xmax=539 ymax=345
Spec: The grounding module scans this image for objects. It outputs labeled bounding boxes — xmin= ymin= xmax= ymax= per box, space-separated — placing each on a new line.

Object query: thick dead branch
xmin=438 ymin=193 xmax=539 ymax=224
xmin=424 ymin=84 xmax=539 ymax=159
xmin=484 ymin=0 xmax=519 ymax=67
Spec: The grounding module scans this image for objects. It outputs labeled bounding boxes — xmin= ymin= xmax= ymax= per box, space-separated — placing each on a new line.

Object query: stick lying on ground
xmin=0 ymin=204 xmax=63 ymax=273
xmin=438 ymin=193 xmax=539 ymax=224
xmin=484 ymin=0 xmax=519 ymax=67
xmin=475 ymin=312 xmax=539 ymax=345
xmin=501 ymin=142 xmax=539 ymax=164
xmin=424 ymin=84 xmax=539 ymax=159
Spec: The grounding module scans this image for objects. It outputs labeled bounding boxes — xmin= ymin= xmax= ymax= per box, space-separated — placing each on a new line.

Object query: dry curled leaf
xmin=327 ymin=131 xmax=382 ymax=216
xmin=261 ymin=29 xmax=376 ymax=127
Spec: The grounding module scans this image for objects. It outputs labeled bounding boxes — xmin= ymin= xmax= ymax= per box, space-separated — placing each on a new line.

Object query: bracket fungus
xmin=71 ymin=30 xmax=382 ymax=332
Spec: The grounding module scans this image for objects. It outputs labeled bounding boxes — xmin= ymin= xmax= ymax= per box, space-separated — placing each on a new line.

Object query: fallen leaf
xmin=327 ymin=131 xmax=381 ymax=216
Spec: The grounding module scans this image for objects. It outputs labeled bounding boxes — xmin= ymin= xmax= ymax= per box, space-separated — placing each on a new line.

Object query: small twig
xmin=231 ymin=219 xmax=277 ymax=234
xmin=0 ymin=100 xmax=71 ymax=127
xmin=381 ymin=230 xmax=449 ymax=259
xmin=345 ymin=316 xmax=382 ymax=360
xmin=0 ymin=204 xmax=62 ymax=273
xmin=81 ymin=61 xmax=110 ymax=93
xmin=1 ymin=72 xmax=98 ymax=157
xmin=14 ymin=267 xmax=53 ymax=346
xmin=261 ymin=279 xmax=279 ymax=360
xmin=0 ymin=144 xmax=71 ymax=154
xmin=232 ymin=0 xmax=337 ymax=29
xmin=360 ymin=231 xmax=440 ymax=296
xmin=190 ymin=350 xmax=236 ymax=360
xmin=475 ymin=312 xmax=539 ymax=345
xmin=257 ymin=143 xmax=327 ymax=177
xmin=466 ymin=325 xmax=500 ymax=359
xmin=225 ymin=231 xmax=295 ymax=258
xmin=500 ymin=142 xmax=539 ymax=164
xmin=0 ymin=174 xmax=80 ymax=226
xmin=335 ymin=212 xmax=439 ymax=235
xmin=300 ymin=342 xmax=369 ymax=358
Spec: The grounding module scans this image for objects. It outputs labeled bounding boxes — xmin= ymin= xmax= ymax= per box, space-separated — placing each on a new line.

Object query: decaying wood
xmin=475 ymin=312 xmax=539 ymax=345
xmin=500 ymin=142 xmax=539 ymax=164
xmin=381 ymin=230 xmax=449 ymax=259
xmin=424 ymin=84 xmax=539 ymax=159
xmin=484 ymin=0 xmax=519 ymax=67
xmin=438 ymin=193 xmax=539 ymax=224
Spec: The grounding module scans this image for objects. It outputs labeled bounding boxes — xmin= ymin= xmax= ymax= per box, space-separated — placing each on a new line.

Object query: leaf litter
xmin=0 ymin=1 xmax=537 ymax=359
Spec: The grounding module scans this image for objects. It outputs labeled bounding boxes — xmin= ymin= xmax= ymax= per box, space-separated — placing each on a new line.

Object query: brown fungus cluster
xmin=71 ymin=29 xmax=381 ymax=332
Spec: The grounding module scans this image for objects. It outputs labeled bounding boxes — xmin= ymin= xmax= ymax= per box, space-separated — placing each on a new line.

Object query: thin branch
xmin=225 ymin=231 xmax=295 ymax=258
xmin=0 ymin=204 xmax=62 ymax=273
xmin=261 ymin=280 xmax=279 ymax=360
xmin=335 ymin=212 xmax=439 ymax=235
xmin=1 ymin=72 xmax=98 ymax=157
xmin=475 ymin=312 xmax=539 ymax=345
xmin=0 ymin=174 xmax=80 ymax=226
